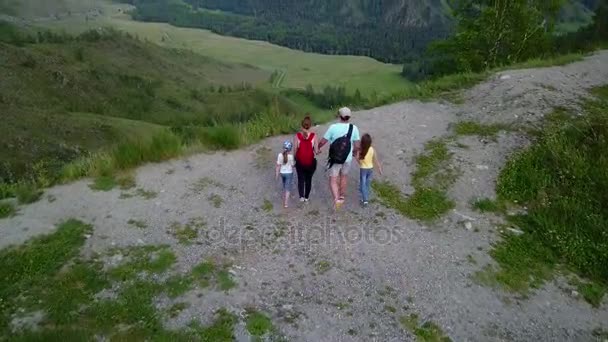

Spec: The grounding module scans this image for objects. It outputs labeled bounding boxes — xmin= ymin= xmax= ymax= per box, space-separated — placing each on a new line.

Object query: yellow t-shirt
xmin=360 ymin=147 xmax=375 ymax=169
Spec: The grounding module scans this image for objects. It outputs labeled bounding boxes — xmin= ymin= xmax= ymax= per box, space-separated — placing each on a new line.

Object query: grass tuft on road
xmin=374 ymin=139 xmax=456 ymax=221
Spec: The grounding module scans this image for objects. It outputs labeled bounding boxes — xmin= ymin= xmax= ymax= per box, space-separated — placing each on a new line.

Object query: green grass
xmin=453 ymin=121 xmax=512 ymax=139
xmin=576 ymin=281 xmax=607 ymax=308
xmin=400 ymin=314 xmax=451 ymax=342
xmin=44 ymin=1 xmax=407 ymax=98
xmin=208 ymin=194 xmax=224 ymax=208
xmin=169 ymin=221 xmax=200 ymax=245
xmin=316 ymin=261 xmax=332 ymax=274
xmin=0 ymin=202 xmax=16 ymax=218
xmin=14 ymin=182 xmax=43 ymax=204
xmin=478 ymin=86 xmax=608 ymax=302
xmin=373 ymin=140 xmax=456 ymax=221
xmin=262 ymin=199 xmax=273 ymax=212
xmin=89 ymin=175 xmax=117 ymax=191
xmin=0 ymin=217 xmax=244 ymax=339
xmin=127 ymin=219 xmax=147 ymax=229
xmin=470 ymin=198 xmax=507 ymax=213
xmin=505 ymin=52 xmax=586 ymax=70
xmin=246 ymin=310 xmax=273 ymax=337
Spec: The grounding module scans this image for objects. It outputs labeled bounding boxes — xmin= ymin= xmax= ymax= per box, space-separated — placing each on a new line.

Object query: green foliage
xmin=0 ymin=219 xmax=94 ymax=334
xmin=14 ymin=182 xmax=42 ymax=204
xmin=373 ymin=139 xmax=456 ymax=221
xmin=0 ymin=202 xmax=15 ymax=219
xmin=192 ymin=308 xmax=237 ymax=342
xmin=400 ymin=314 xmax=452 ymax=342
xmin=453 ymin=121 xmax=511 ymax=139
xmin=246 ymin=310 xmax=273 ymax=336
xmin=471 ymin=198 xmax=506 ymax=213
xmin=90 ymin=176 xmax=117 ymax=192
xmin=430 ymin=0 xmax=561 ymax=75
xmin=485 ymin=86 xmax=608 ymax=297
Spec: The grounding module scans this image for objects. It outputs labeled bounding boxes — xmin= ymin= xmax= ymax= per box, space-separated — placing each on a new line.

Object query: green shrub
xmin=199 ymin=125 xmax=241 ymax=150
xmin=0 ymin=183 xmax=15 ymax=200
xmin=0 ymin=202 xmax=16 ymax=219
xmin=15 ymin=182 xmax=43 ymax=204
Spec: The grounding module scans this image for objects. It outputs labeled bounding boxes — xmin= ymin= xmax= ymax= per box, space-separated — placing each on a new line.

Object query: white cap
xmin=338 ymin=107 xmax=352 ymax=118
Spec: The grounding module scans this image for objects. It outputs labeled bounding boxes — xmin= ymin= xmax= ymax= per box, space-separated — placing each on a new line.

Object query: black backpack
xmin=328 ymin=124 xmax=353 ymax=169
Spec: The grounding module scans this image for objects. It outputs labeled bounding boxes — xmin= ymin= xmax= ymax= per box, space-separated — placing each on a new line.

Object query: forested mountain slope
xmin=123 ymin=0 xmax=598 ymax=63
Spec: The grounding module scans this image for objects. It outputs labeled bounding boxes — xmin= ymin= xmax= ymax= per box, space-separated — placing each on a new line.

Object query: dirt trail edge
xmin=2 ymin=51 xmax=608 ymax=341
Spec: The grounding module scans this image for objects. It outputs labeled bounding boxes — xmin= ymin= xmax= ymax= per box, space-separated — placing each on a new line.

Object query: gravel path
xmin=2 ymin=51 xmax=608 ymax=341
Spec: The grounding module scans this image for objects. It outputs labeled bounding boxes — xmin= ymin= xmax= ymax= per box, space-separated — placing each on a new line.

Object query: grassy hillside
xmin=39 ymin=1 xmax=408 ymax=98
xmin=0 ymin=22 xmax=298 ymax=181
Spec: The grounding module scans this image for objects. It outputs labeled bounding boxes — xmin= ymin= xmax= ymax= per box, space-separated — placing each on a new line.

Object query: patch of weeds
xmin=47 ymin=194 xmax=57 ymax=203
xmin=135 ymin=188 xmax=158 ymax=199
xmin=334 ymin=302 xmax=350 ymax=310
xmin=108 ymin=245 xmax=176 ymax=281
xmin=400 ymin=314 xmax=452 ymax=342
xmin=169 ymin=221 xmax=200 ymax=245
xmin=373 ymin=182 xmax=454 ymax=221
xmin=168 ymin=302 xmax=189 ymax=318
xmin=191 ymin=308 xmax=237 ymax=341
xmin=15 ymin=182 xmax=43 ymax=204
xmin=454 ymin=142 xmax=470 ymax=149
xmin=592 ymin=328 xmax=608 ymax=339
xmin=191 ymin=260 xmax=237 ymax=292
xmin=192 ymin=260 xmax=216 ymax=288
xmin=384 ymin=305 xmax=397 ymax=313
xmin=254 ymin=146 xmax=272 ymax=169
xmin=0 ymin=202 xmax=16 ymax=219
xmin=374 ymin=139 xmax=457 ymax=221
xmin=246 ymin=310 xmax=273 ymax=337
xmin=480 ymin=89 xmax=608 ymax=297
xmin=0 ymin=219 xmax=98 ymax=334
xmin=89 ymin=176 xmax=117 ymax=192
xmin=165 ymin=274 xmax=195 ymax=298
xmin=575 ymin=280 xmax=606 ymax=308
xmin=470 ymin=198 xmax=506 ymax=213
xmin=208 ymin=193 xmax=224 ymax=208
xmin=116 ymin=174 xmax=136 ymax=190
xmin=127 ymin=219 xmax=147 ymax=229
xmin=262 ymin=199 xmax=273 ymax=212
xmin=466 ymin=255 xmax=477 ymax=265
xmin=316 ymin=261 xmax=331 ymax=274
xmin=454 ymin=121 xmax=511 ymax=139
xmin=217 ymin=269 xmax=237 ymax=291
xmin=347 ymin=328 xmax=358 ymax=335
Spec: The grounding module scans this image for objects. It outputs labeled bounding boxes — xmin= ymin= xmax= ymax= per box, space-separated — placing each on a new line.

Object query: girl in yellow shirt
xmin=358 ymin=134 xmax=383 ymax=206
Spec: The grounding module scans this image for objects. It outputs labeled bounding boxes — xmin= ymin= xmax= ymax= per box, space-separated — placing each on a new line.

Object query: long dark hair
xmin=301 ymin=115 xmax=312 ymax=139
xmin=360 ymin=134 xmax=372 ymax=160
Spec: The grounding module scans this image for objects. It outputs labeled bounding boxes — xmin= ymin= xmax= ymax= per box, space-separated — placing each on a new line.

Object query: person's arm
xmin=374 ymin=151 xmax=383 ymax=175
xmin=318 ymin=127 xmax=331 ymax=152
xmin=275 ymin=154 xmax=281 ymax=180
xmin=352 ymin=126 xmax=361 ymax=158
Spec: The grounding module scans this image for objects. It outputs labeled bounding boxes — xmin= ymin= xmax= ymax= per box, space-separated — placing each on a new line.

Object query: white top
xmin=277 ymin=153 xmax=295 ymax=174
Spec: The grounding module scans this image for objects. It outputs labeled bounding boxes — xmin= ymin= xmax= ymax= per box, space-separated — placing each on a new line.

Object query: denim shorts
xmin=281 ymin=173 xmax=293 ymax=191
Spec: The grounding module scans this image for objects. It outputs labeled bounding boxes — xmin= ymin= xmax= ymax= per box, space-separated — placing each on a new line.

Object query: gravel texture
xmin=1 ymin=51 xmax=608 ymax=341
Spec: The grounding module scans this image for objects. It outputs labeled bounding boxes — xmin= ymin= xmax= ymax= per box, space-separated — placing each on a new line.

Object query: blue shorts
xmin=281 ymin=173 xmax=293 ymax=191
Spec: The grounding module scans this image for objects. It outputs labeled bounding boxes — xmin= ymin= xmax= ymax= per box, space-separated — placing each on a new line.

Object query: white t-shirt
xmin=277 ymin=153 xmax=295 ymax=174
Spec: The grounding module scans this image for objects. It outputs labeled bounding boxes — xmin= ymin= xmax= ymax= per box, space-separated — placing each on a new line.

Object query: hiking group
xmin=275 ymin=107 xmax=383 ymax=209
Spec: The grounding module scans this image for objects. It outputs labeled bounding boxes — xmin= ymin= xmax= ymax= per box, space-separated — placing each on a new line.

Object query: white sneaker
xmin=300 ymin=197 xmax=305 ymax=202
xmin=304 ymin=198 xmax=309 ymax=202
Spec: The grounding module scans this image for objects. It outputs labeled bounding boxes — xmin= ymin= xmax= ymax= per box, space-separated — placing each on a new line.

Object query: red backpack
xmin=295 ymin=132 xmax=315 ymax=167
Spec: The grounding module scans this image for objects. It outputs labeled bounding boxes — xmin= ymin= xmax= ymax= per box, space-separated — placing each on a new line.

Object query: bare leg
xmin=329 ymin=176 xmax=339 ymax=202
xmin=339 ymin=174 xmax=348 ymax=200
xmin=284 ymin=191 xmax=290 ymax=208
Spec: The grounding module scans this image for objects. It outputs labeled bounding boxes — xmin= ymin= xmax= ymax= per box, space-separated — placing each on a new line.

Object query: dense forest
xmin=119 ymin=0 xmax=453 ymax=63
xmin=120 ymin=0 xmax=601 ymax=66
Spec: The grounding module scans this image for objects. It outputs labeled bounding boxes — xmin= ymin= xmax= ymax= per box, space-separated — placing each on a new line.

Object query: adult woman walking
xmin=293 ymin=115 xmax=318 ymax=202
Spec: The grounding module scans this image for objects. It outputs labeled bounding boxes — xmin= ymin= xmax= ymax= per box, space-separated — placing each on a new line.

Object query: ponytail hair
xmin=301 ymin=115 xmax=312 ymax=139
xmin=360 ymin=134 xmax=372 ymax=160
xmin=282 ymin=150 xmax=288 ymax=165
